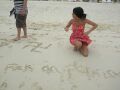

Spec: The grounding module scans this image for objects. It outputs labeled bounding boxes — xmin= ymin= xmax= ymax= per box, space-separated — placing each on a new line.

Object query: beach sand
xmin=0 ymin=1 xmax=120 ymax=90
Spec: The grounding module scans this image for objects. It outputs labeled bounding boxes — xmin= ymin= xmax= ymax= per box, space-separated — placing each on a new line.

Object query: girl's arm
xmin=65 ymin=19 xmax=73 ymax=32
xmin=85 ymin=19 xmax=98 ymax=35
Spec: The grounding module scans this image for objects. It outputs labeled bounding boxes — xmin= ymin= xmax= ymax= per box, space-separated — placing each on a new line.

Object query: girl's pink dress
xmin=70 ymin=22 xmax=92 ymax=45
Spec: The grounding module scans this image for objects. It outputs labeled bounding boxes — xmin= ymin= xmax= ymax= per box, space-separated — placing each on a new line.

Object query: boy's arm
xmin=20 ymin=0 xmax=28 ymax=15
xmin=85 ymin=19 xmax=98 ymax=35
xmin=65 ymin=19 xmax=73 ymax=32
xmin=23 ymin=0 xmax=28 ymax=9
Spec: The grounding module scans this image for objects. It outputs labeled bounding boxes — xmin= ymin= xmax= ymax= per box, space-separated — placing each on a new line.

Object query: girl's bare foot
xmin=79 ymin=47 xmax=88 ymax=57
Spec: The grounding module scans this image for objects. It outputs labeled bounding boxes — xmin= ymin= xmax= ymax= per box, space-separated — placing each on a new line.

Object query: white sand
xmin=0 ymin=1 xmax=120 ymax=90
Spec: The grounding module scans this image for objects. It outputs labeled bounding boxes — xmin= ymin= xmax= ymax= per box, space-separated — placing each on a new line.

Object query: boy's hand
xmin=20 ymin=9 xmax=25 ymax=16
xmin=64 ymin=27 xmax=69 ymax=32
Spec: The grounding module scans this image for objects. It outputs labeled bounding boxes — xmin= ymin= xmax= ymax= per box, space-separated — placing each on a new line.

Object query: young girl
xmin=65 ymin=7 xmax=97 ymax=57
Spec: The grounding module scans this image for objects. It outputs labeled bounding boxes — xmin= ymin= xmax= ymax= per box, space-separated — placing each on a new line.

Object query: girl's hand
xmin=64 ymin=27 xmax=69 ymax=32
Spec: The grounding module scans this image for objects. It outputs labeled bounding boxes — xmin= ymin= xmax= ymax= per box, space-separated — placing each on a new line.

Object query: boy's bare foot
xmin=21 ymin=36 xmax=27 ymax=38
xmin=13 ymin=37 xmax=20 ymax=41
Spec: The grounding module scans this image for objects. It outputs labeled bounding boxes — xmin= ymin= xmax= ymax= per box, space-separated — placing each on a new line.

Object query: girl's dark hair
xmin=73 ymin=7 xmax=86 ymax=20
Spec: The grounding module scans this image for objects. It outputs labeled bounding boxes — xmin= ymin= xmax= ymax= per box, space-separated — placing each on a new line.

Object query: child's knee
xmin=74 ymin=40 xmax=82 ymax=47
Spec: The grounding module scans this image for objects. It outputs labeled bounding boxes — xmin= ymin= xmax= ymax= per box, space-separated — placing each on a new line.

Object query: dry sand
xmin=0 ymin=1 xmax=120 ymax=90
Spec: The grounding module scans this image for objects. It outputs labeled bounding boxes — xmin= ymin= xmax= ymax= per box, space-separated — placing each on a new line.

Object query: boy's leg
xmin=22 ymin=27 xmax=27 ymax=38
xmin=13 ymin=14 xmax=22 ymax=41
xmin=14 ymin=14 xmax=27 ymax=39
xmin=13 ymin=28 xmax=21 ymax=41
xmin=21 ymin=14 xmax=27 ymax=38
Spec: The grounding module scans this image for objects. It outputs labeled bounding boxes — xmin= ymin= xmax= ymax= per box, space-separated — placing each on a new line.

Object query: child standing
xmin=13 ymin=0 xmax=28 ymax=41
xmin=65 ymin=7 xmax=97 ymax=57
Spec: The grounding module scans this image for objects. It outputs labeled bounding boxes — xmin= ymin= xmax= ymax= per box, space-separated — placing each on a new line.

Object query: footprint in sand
xmin=18 ymin=82 xmax=25 ymax=89
xmin=71 ymin=85 xmax=78 ymax=90
xmin=116 ymin=50 xmax=120 ymax=53
xmin=0 ymin=39 xmax=10 ymax=47
xmin=0 ymin=81 xmax=7 ymax=90
xmin=31 ymin=82 xmax=43 ymax=90
xmin=0 ymin=56 xmax=3 ymax=58
xmin=28 ymin=22 xmax=45 ymax=30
